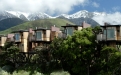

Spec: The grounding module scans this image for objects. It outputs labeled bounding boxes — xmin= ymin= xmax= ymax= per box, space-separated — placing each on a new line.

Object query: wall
xmin=1 ymin=37 xmax=7 ymax=46
xmin=46 ymin=30 xmax=50 ymax=41
xmin=22 ymin=32 xmax=29 ymax=52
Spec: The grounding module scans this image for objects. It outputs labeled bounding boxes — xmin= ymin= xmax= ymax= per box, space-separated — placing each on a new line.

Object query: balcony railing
xmin=97 ymin=34 xmax=106 ymax=41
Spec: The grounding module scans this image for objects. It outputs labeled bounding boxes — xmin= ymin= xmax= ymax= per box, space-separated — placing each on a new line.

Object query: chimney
xmin=29 ymin=28 xmax=33 ymax=33
xmin=82 ymin=21 xmax=85 ymax=27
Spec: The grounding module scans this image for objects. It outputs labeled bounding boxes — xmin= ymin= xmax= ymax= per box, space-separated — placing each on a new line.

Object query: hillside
xmin=0 ymin=18 xmax=25 ymax=31
xmin=57 ymin=17 xmax=99 ymax=27
xmin=0 ymin=18 xmax=74 ymax=34
xmin=68 ymin=17 xmax=99 ymax=27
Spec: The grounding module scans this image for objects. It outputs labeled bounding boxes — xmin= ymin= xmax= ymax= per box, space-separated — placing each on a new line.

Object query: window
xmin=15 ymin=33 xmax=20 ymax=41
xmin=66 ymin=27 xmax=74 ymax=36
xmin=107 ymin=29 xmax=115 ymax=38
xmin=103 ymin=30 xmax=106 ymax=35
xmin=36 ymin=31 xmax=42 ymax=40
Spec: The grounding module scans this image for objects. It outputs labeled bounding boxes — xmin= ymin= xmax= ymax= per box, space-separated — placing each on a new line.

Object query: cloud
xmin=112 ymin=6 xmax=120 ymax=11
xmin=92 ymin=12 xmax=121 ymax=25
xmin=0 ymin=0 xmax=88 ymax=15
xmin=92 ymin=2 xmax=99 ymax=8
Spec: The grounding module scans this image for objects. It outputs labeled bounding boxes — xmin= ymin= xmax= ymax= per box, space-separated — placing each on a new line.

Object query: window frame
xmin=15 ymin=33 xmax=20 ymax=41
xmin=36 ymin=31 xmax=42 ymax=40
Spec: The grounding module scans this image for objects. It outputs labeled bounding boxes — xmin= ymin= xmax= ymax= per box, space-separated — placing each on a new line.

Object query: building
xmin=97 ymin=23 xmax=121 ymax=50
xmin=29 ymin=26 xmax=60 ymax=51
xmin=12 ymin=30 xmax=29 ymax=52
xmin=29 ymin=27 xmax=51 ymax=50
xmin=0 ymin=35 xmax=7 ymax=52
xmin=61 ymin=21 xmax=91 ymax=36
xmin=0 ymin=22 xmax=91 ymax=52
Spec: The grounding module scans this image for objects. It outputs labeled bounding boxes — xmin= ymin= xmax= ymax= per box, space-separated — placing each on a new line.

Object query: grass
xmin=0 ymin=18 xmax=74 ymax=34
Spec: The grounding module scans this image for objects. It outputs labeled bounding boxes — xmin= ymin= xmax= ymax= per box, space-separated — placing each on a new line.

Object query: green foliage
xmin=50 ymin=71 xmax=70 ymax=75
xmin=50 ymin=27 xmax=121 ymax=75
xmin=0 ymin=68 xmax=10 ymax=75
xmin=99 ymin=46 xmax=121 ymax=74
xmin=0 ymin=42 xmax=19 ymax=69
xmin=0 ymin=68 xmax=70 ymax=75
xmin=50 ymin=27 xmax=97 ymax=75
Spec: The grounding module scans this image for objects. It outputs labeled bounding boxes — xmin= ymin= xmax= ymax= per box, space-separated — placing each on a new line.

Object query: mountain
xmin=57 ymin=10 xmax=106 ymax=19
xmin=0 ymin=18 xmax=74 ymax=34
xmin=1 ymin=10 xmax=104 ymax=25
xmin=0 ymin=11 xmax=17 ymax=21
xmin=27 ymin=12 xmax=53 ymax=21
xmin=0 ymin=10 xmax=109 ymax=31
xmin=67 ymin=17 xmax=99 ymax=27
xmin=0 ymin=18 xmax=25 ymax=31
xmin=6 ymin=11 xmax=53 ymax=21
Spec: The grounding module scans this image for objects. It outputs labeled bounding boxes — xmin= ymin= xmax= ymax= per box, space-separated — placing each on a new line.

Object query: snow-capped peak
xmin=6 ymin=11 xmax=30 ymax=18
xmin=57 ymin=10 xmax=107 ymax=19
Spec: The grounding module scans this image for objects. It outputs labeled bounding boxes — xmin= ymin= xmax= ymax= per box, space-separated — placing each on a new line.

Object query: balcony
xmin=29 ymin=35 xmax=36 ymax=42
xmin=97 ymin=34 xmax=106 ymax=41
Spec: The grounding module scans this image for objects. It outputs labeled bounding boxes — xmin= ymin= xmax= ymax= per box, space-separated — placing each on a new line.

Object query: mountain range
xmin=0 ymin=10 xmax=107 ymax=23
xmin=0 ymin=10 xmax=110 ymax=31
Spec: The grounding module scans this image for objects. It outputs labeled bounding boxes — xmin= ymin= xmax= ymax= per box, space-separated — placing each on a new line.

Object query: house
xmin=29 ymin=26 xmax=60 ymax=51
xmin=29 ymin=27 xmax=51 ymax=50
xmin=61 ymin=21 xmax=91 ymax=36
xmin=0 ymin=34 xmax=15 ymax=53
xmin=50 ymin=25 xmax=60 ymax=40
xmin=96 ymin=23 xmax=121 ymax=50
xmin=12 ymin=30 xmax=29 ymax=52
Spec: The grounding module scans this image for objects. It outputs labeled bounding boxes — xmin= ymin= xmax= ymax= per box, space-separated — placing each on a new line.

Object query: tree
xmin=0 ymin=42 xmax=19 ymax=67
xmin=98 ymin=46 xmax=121 ymax=74
xmin=50 ymin=27 xmax=98 ymax=75
xmin=50 ymin=27 xmax=121 ymax=75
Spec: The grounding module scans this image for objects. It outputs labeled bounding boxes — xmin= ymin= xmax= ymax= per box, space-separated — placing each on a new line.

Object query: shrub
xmin=12 ymin=70 xmax=44 ymax=75
xmin=50 ymin=71 xmax=70 ymax=75
xmin=0 ymin=68 xmax=10 ymax=75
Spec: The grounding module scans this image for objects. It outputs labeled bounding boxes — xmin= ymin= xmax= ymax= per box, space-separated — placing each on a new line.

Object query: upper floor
xmin=29 ymin=26 xmax=60 ymax=42
xmin=12 ymin=30 xmax=29 ymax=43
xmin=61 ymin=21 xmax=91 ymax=36
xmin=97 ymin=23 xmax=121 ymax=41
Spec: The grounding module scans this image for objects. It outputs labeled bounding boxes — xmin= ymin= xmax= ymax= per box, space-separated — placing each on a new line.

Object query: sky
xmin=70 ymin=0 xmax=121 ymax=14
xmin=1 ymin=0 xmax=121 ymax=15
xmin=0 ymin=0 xmax=121 ymax=24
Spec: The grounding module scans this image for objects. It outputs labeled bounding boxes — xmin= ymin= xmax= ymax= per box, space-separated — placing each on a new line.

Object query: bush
xmin=12 ymin=70 xmax=44 ymax=75
xmin=0 ymin=67 xmax=70 ymax=75
xmin=50 ymin=71 xmax=70 ymax=75
xmin=0 ymin=68 xmax=10 ymax=75
xmin=2 ymin=65 xmax=15 ymax=73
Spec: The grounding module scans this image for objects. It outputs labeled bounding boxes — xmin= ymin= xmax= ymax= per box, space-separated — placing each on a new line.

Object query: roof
xmin=61 ymin=25 xmax=82 ymax=27
xmin=101 ymin=25 xmax=121 ymax=27
xmin=33 ymin=27 xmax=50 ymax=31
